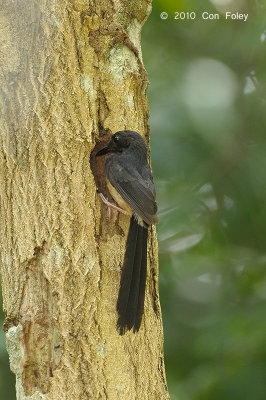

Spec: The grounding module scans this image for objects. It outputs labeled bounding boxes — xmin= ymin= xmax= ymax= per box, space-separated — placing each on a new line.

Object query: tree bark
xmin=0 ymin=0 xmax=169 ymax=399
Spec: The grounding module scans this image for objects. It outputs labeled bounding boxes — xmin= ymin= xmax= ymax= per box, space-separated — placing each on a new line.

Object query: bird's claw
xmin=98 ymin=192 xmax=130 ymax=216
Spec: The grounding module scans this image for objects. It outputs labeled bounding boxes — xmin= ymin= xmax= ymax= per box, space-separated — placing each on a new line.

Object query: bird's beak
xmin=96 ymin=145 xmax=110 ymax=157
xmin=96 ymin=138 xmax=116 ymax=157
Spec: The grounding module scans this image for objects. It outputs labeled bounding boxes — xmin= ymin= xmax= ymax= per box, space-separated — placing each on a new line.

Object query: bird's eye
xmin=113 ymin=135 xmax=119 ymax=143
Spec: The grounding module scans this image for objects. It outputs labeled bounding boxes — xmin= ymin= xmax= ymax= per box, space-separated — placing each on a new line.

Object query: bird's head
xmin=96 ymin=131 xmax=147 ymax=157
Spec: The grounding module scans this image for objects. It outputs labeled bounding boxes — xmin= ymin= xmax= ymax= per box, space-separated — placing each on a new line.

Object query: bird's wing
xmin=106 ymin=155 xmax=158 ymax=225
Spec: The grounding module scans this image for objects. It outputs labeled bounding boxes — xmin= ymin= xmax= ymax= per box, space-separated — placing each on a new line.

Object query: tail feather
xmin=125 ymin=225 xmax=143 ymax=329
xmin=117 ymin=216 xmax=148 ymax=335
xmin=134 ymin=227 xmax=148 ymax=332
xmin=116 ymin=217 xmax=139 ymax=318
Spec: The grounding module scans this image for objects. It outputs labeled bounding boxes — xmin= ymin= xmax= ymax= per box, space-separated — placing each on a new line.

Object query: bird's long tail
xmin=116 ymin=216 xmax=148 ymax=335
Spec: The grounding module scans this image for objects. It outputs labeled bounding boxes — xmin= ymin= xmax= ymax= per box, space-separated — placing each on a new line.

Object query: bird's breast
xmin=106 ymin=179 xmax=132 ymax=216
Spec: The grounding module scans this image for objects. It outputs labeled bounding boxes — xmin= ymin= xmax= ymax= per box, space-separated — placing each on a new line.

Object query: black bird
xmin=96 ymin=130 xmax=158 ymax=334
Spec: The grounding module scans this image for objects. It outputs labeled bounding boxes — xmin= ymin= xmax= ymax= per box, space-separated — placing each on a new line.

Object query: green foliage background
xmin=0 ymin=1 xmax=265 ymax=398
xmin=143 ymin=1 xmax=266 ymax=399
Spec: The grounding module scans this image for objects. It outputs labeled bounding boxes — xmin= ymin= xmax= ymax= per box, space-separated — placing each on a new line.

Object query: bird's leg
xmin=98 ymin=193 xmax=130 ymax=216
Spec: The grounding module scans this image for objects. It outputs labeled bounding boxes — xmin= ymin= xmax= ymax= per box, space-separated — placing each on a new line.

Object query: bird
xmin=96 ymin=130 xmax=158 ymax=334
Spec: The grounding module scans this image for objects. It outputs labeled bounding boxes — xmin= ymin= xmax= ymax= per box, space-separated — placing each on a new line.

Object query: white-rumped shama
xmin=96 ymin=130 xmax=158 ymax=334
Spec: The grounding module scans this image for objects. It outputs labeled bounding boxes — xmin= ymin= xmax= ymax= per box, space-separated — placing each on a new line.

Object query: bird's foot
xmin=98 ymin=193 xmax=130 ymax=216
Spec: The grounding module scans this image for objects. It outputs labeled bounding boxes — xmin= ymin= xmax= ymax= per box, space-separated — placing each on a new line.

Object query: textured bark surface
xmin=0 ymin=0 xmax=169 ymax=399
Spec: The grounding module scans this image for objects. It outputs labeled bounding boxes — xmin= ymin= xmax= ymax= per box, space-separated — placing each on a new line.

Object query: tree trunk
xmin=0 ymin=0 xmax=169 ymax=399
